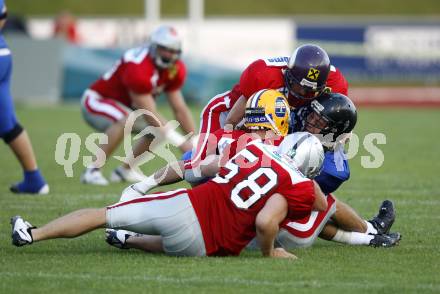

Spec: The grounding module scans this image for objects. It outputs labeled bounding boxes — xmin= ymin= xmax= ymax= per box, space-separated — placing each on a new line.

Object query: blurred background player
xmin=0 ymin=1 xmax=48 ymax=194
xmin=53 ymin=11 xmax=79 ymax=44
xmin=80 ymin=25 xmax=195 ymax=185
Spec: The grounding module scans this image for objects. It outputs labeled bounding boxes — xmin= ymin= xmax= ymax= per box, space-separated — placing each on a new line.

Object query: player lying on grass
xmin=80 ymin=25 xmax=195 ymax=186
xmin=283 ymin=92 xmax=400 ymax=248
xmin=11 ymin=132 xmax=326 ymax=259
xmin=112 ymin=92 xmax=400 ymax=253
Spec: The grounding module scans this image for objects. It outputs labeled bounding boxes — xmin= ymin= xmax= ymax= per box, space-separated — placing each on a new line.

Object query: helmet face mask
xmin=299 ymin=93 xmax=357 ymax=143
xmin=153 ymin=45 xmax=181 ymax=68
xmin=304 ymin=111 xmax=330 ymax=134
xmin=284 ymin=69 xmax=325 ymax=100
xmin=284 ymin=44 xmax=330 ymax=100
xmin=149 ymin=26 xmax=182 ymax=69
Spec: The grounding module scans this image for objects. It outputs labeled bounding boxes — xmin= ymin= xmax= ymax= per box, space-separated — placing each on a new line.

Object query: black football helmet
xmin=299 ymin=92 xmax=357 ymax=139
xmin=284 ymin=44 xmax=330 ymax=100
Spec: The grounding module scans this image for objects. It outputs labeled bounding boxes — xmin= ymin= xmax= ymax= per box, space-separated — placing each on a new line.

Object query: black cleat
xmin=105 ymin=229 xmax=137 ymax=249
xmin=369 ymin=232 xmax=401 ymax=248
xmin=369 ymin=200 xmax=395 ymax=235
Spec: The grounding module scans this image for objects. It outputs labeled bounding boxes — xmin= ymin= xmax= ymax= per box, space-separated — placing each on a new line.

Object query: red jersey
xmin=186 ymin=129 xmax=283 ymax=169
xmin=90 ymin=46 xmax=186 ymax=108
xmin=188 ymin=141 xmax=315 ymax=256
xmin=228 ymin=57 xmax=348 ymax=109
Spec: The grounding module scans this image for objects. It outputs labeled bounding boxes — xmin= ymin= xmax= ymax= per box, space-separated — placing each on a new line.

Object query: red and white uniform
xmin=110 ymin=142 xmax=315 ymax=257
xmin=184 ymin=128 xmax=282 ymax=171
xmin=82 ymin=46 xmax=186 ymax=127
xmin=189 ymin=142 xmax=315 ymax=256
xmin=277 ymin=193 xmax=337 ymax=248
xmin=194 ymin=57 xmax=347 ymax=163
xmin=238 ymin=58 xmax=348 ymax=108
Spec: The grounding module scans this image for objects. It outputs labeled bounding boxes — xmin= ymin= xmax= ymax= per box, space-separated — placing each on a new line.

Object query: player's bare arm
xmin=130 ymin=91 xmax=167 ymax=127
xmin=167 ymin=90 xmax=195 ymax=135
xmin=256 ymin=193 xmax=294 ymax=258
xmin=312 ymin=181 xmax=328 ymax=211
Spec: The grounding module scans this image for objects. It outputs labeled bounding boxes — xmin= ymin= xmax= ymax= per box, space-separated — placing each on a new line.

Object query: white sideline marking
xmin=0 ymin=272 xmax=438 ymax=290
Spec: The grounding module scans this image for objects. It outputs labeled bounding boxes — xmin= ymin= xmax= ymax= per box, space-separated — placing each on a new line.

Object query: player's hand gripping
xmin=271 ymin=248 xmax=298 ymax=259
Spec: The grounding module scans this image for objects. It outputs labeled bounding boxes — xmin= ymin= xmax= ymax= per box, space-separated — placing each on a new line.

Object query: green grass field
xmin=0 ymin=105 xmax=439 ymax=293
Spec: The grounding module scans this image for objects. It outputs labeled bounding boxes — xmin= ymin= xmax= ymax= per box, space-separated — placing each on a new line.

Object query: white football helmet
xmin=149 ymin=25 xmax=182 ymax=68
xmin=278 ymin=132 xmax=324 ymax=178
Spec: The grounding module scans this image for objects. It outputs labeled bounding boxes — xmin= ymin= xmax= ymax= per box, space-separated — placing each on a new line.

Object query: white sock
xmin=332 ymin=229 xmax=374 ymax=245
xmin=349 ymin=232 xmax=374 ymax=245
xmin=133 ymin=176 xmax=158 ymax=193
xmin=365 ymin=220 xmax=378 ymax=235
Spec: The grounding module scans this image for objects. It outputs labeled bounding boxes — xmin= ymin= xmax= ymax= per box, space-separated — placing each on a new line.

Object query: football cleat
xmin=105 ymin=229 xmax=137 ymax=249
xmin=10 ymin=183 xmax=49 ymax=195
xmin=368 ymin=200 xmax=395 ymax=235
xmin=81 ymin=168 xmax=109 ymax=186
xmin=11 ymin=216 xmax=35 ymax=247
xmin=369 ymin=232 xmax=401 ymax=248
xmin=110 ymin=167 xmax=146 ymax=183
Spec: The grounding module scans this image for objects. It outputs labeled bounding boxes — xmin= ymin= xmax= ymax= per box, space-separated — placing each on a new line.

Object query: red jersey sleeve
xmin=327 ymin=66 xmax=349 ymax=96
xmin=280 ymin=180 xmax=316 ymax=219
xmin=122 ymin=63 xmax=153 ymax=94
xmin=239 ymin=59 xmax=285 ymax=99
xmin=239 ymin=60 xmax=269 ymax=99
xmin=165 ymin=61 xmax=186 ymax=92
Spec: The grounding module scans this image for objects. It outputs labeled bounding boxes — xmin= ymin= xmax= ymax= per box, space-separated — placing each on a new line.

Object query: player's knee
xmin=1 ymin=123 xmax=23 ymax=144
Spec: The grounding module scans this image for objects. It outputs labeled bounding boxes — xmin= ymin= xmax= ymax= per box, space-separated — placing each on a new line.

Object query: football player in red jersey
xmin=191 ymin=44 xmax=348 ymax=169
xmin=80 ymin=26 xmax=195 ymax=186
xmin=11 ymin=133 xmax=326 ymax=259
xmin=119 ymin=89 xmax=289 ymax=201
xmin=118 ymin=92 xmax=400 ymax=252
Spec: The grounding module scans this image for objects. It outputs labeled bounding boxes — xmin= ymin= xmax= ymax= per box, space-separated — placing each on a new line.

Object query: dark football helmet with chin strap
xmin=293 ymin=92 xmax=357 ymax=142
xmin=284 ymin=44 xmax=331 ymax=100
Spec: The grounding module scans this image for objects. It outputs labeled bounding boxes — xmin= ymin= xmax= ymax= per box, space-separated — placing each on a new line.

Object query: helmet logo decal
xmin=307 ymin=68 xmax=320 ymax=81
xmin=275 ymin=97 xmax=288 ymax=118
xmin=311 ymin=100 xmax=324 ymax=113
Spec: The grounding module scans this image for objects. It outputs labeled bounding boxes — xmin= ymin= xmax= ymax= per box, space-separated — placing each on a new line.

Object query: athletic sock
xmin=13 ymin=169 xmax=47 ymax=193
xmin=365 ymin=220 xmax=378 ymax=235
xmin=332 ymin=229 xmax=374 ymax=245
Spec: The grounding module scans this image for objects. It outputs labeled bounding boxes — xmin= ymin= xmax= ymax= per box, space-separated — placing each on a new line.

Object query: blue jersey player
xmin=0 ymin=1 xmax=48 ymax=194
xmin=290 ymin=92 xmax=398 ymax=247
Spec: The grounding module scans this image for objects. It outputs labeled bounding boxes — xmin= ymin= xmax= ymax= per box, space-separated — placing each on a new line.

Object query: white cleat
xmin=110 ymin=166 xmax=146 ymax=183
xmin=11 ymin=216 xmax=34 ymax=247
xmin=81 ymin=168 xmax=109 ymax=186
